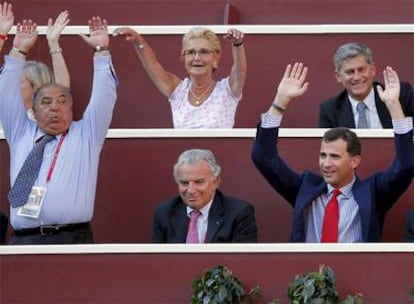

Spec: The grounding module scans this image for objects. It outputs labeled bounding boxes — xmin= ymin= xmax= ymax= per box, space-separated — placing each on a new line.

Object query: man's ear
xmin=351 ymin=155 xmax=361 ymax=169
xmin=334 ymin=70 xmax=342 ymax=83
xmin=214 ymin=176 xmax=221 ymax=187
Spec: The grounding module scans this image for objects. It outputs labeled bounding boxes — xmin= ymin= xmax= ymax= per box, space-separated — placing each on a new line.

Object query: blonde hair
xmin=23 ymin=61 xmax=55 ymax=92
xmin=181 ymin=27 xmax=221 ymax=56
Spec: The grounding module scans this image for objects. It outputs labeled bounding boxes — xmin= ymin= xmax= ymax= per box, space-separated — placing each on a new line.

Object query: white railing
xmin=0 ymin=243 xmax=413 ymax=255
xmin=7 ymin=24 xmax=414 ymax=35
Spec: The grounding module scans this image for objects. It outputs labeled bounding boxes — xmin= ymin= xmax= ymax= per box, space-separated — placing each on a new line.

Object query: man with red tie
xmin=252 ymin=62 xmax=413 ymax=242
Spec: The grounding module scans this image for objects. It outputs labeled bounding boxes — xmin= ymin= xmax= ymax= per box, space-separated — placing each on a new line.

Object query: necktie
xmin=356 ymin=102 xmax=369 ymax=128
xmin=8 ymin=135 xmax=55 ymax=208
xmin=186 ymin=210 xmax=201 ymax=243
xmin=321 ymin=188 xmax=341 ymax=242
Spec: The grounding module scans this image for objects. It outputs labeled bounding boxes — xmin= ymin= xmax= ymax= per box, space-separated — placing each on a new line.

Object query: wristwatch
xmin=95 ymin=45 xmax=109 ymax=52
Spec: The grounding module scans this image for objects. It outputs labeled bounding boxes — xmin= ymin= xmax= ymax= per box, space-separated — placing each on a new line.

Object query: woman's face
xmin=183 ymin=38 xmax=219 ymax=77
xmin=20 ymin=74 xmax=34 ymax=110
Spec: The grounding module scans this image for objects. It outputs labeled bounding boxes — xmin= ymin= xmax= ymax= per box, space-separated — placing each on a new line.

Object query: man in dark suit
xmin=319 ymin=42 xmax=414 ymax=128
xmin=252 ymin=62 xmax=413 ymax=242
xmin=152 ymin=149 xmax=258 ymax=243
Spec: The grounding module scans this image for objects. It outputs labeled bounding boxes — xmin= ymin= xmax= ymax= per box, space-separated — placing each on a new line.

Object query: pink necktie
xmin=186 ymin=210 xmax=201 ymax=243
xmin=321 ymin=188 xmax=341 ymax=242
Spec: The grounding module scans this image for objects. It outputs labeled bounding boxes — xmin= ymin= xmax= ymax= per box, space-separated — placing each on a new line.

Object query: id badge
xmin=17 ymin=186 xmax=47 ymax=219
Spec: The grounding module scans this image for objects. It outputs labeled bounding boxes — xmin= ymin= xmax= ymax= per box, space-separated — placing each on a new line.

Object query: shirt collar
xmin=348 ymin=87 xmax=375 ymax=112
xmin=186 ymin=194 xmax=215 ymax=217
xmin=327 ymin=176 xmax=356 ymax=198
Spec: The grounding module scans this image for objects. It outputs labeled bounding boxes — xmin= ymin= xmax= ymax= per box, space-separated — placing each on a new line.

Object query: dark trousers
xmin=0 ymin=211 xmax=8 ymax=244
xmin=8 ymin=226 xmax=94 ymax=245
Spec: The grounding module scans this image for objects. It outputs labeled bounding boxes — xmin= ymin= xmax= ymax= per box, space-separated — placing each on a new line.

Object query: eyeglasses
xmin=183 ymin=48 xmax=214 ymax=58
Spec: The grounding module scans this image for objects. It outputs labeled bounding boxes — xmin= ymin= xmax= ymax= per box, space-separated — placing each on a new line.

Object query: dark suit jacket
xmin=319 ymin=82 xmax=414 ymax=128
xmin=405 ymin=209 xmax=414 ymax=242
xmin=252 ymin=125 xmax=413 ymax=242
xmin=151 ymin=190 xmax=258 ymax=243
xmin=0 ymin=211 xmax=8 ymax=244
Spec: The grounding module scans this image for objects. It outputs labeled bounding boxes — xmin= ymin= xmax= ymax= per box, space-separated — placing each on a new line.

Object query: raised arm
xmin=268 ymin=62 xmax=309 ymax=116
xmin=224 ymin=28 xmax=247 ymax=98
xmin=0 ymin=2 xmax=13 ymax=52
xmin=80 ymin=16 xmax=109 ymax=55
xmin=79 ymin=16 xmax=117 ymax=145
xmin=113 ymin=26 xmax=180 ymax=98
xmin=46 ymin=10 xmax=70 ymax=88
xmin=377 ymin=66 xmax=405 ymax=120
xmin=10 ymin=19 xmax=37 ymax=60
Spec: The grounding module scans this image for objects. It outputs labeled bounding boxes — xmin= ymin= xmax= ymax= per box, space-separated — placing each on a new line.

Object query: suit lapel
xmin=351 ymin=177 xmax=371 ymax=241
xmin=171 ymin=202 xmax=189 ymax=243
xmin=337 ymin=95 xmax=356 ymax=128
xmin=205 ymin=192 xmax=224 ymax=243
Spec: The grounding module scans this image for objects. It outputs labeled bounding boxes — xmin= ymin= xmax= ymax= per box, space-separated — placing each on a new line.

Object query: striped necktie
xmin=356 ymin=102 xmax=369 ymax=128
xmin=8 ymin=134 xmax=55 ymax=208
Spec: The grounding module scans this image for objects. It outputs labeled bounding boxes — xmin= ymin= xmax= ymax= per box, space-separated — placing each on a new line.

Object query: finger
xmin=376 ymin=84 xmax=384 ymax=96
xmin=290 ymin=62 xmax=299 ymax=78
xmin=294 ymin=62 xmax=304 ymax=79
xmin=56 ymin=10 xmax=68 ymax=23
xmin=6 ymin=2 xmax=12 ymax=15
xmin=15 ymin=22 xmax=21 ymax=33
xmin=283 ymin=64 xmax=292 ymax=79
xmin=298 ymin=66 xmax=308 ymax=83
xmin=102 ymin=18 xmax=108 ymax=30
xmin=30 ymin=22 xmax=37 ymax=34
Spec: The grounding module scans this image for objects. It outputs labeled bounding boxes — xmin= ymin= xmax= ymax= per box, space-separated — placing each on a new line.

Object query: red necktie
xmin=186 ymin=210 xmax=201 ymax=243
xmin=321 ymin=188 xmax=341 ymax=242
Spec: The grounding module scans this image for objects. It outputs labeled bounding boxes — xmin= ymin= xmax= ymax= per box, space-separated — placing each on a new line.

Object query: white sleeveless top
xmin=168 ymin=77 xmax=241 ymax=128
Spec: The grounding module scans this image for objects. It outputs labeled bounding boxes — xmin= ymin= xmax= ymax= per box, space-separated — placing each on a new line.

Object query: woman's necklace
xmin=189 ymin=81 xmax=215 ymax=105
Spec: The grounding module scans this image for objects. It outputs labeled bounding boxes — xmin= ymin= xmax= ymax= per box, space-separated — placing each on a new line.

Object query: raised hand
xmin=80 ymin=16 xmax=109 ymax=49
xmin=377 ymin=66 xmax=400 ymax=105
xmin=0 ymin=2 xmax=13 ymax=36
xmin=377 ymin=66 xmax=404 ymax=119
xmin=224 ymin=28 xmax=244 ymax=46
xmin=13 ymin=19 xmax=37 ymax=54
xmin=273 ymin=62 xmax=309 ymax=109
xmin=47 ymin=10 xmax=69 ymax=49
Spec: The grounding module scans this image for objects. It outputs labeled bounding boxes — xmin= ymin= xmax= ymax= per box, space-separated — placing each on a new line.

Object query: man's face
xmin=335 ymin=54 xmax=376 ymax=101
xmin=176 ymin=160 xmax=220 ymax=210
xmin=319 ymin=138 xmax=361 ymax=188
xmin=33 ymin=85 xmax=73 ymax=135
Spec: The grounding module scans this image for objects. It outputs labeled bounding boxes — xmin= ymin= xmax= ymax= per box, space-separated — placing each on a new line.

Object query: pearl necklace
xmin=189 ymin=81 xmax=215 ymax=105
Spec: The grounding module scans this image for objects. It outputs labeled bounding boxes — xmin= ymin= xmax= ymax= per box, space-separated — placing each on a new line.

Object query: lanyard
xmin=46 ymin=132 xmax=67 ymax=182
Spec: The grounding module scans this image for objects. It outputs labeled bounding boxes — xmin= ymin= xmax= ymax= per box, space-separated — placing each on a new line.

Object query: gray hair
xmin=173 ymin=149 xmax=221 ymax=181
xmin=33 ymin=83 xmax=72 ymax=107
xmin=333 ymin=42 xmax=374 ymax=72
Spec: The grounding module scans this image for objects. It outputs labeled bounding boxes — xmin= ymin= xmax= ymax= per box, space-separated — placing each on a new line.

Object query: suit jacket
xmin=252 ymin=125 xmax=413 ymax=242
xmin=319 ymin=82 xmax=414 ymax=128
xmin=151 ymin=190 xmax=258 ymax=243
xmin=405 ymin=209 xmax=414 ymax=242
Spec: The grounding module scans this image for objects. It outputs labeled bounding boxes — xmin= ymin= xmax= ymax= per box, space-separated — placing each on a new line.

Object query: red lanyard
xmin=46 ymin=132 xmax=67 ymax=182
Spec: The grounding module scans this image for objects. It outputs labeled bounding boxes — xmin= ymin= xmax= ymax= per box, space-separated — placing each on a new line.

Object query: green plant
xmin=287 ymin=265 xmax=366 ymax=304
xmin=191 ymin=265 xmax=261 ymax=304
